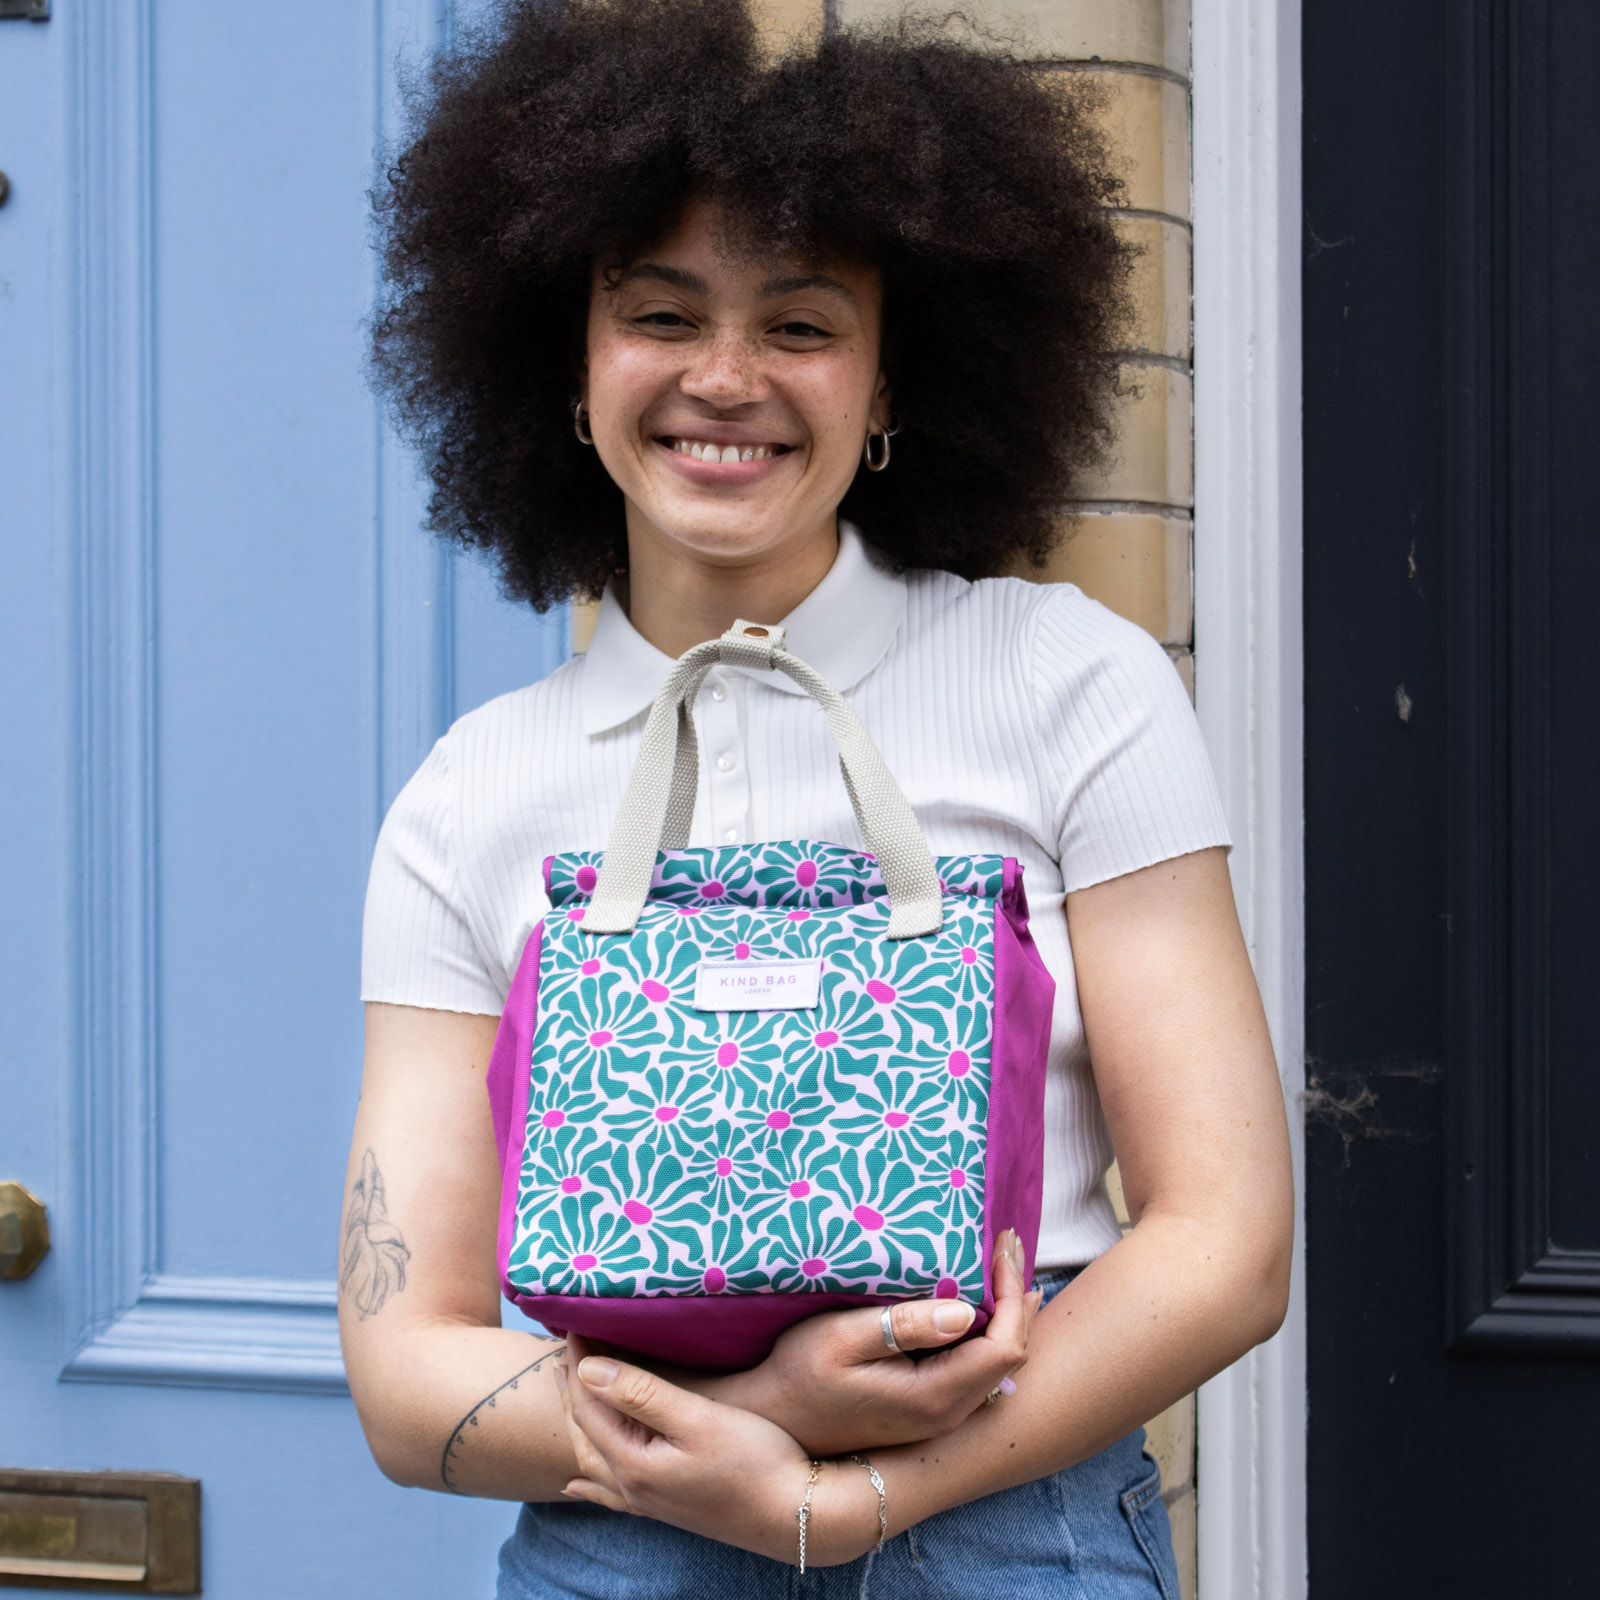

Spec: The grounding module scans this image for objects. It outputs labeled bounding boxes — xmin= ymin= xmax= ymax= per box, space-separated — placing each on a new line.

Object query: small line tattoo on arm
xmin=441 ymin=1339 xmax=566 ymax=1493
xmin=340 ymin=1148 xmax=411 ymax=1319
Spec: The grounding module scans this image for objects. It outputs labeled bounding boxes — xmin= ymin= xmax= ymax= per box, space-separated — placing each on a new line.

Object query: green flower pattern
xmin=507 ymin=845 xmax=1004 ymax=1304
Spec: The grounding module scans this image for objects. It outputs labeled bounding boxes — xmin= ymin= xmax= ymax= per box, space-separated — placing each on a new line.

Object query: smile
xmin=662 ymin=436 xmax=792 ymax=463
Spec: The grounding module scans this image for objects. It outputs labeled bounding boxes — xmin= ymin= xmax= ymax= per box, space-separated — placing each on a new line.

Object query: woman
xmin=341 ymin=2 xmax=1293 ymax=1594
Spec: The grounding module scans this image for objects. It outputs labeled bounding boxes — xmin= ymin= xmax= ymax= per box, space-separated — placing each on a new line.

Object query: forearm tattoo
xmin=340 ymin=1148 xmax=411 ymax=1319
xmin=441 ymin=1338 xmax=567 ymax=1493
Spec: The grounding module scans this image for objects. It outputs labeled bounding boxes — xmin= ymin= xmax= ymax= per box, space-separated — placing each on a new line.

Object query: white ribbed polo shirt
xmin=361 ymin=524 xmax=1231 ymax=1267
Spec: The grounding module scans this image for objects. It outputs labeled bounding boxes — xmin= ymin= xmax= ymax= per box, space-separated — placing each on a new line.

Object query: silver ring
xmin=880 ymin=1305 xmax=900 ymax=1352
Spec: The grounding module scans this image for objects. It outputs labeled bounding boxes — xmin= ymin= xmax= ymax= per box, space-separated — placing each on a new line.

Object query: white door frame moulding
xmin=59 ymin=0 xmax=449 ymax=1396
xmin=1190 ymin=0 xmax=1307 ymax=1596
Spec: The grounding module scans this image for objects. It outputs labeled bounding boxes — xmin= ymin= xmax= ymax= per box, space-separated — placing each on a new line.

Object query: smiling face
xmin=581 ymin=200 xmax=890 ymax=577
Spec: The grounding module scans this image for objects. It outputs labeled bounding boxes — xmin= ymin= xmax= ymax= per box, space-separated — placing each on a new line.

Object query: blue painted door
xmin=0 ymin=5 xmax=565 ymax=1593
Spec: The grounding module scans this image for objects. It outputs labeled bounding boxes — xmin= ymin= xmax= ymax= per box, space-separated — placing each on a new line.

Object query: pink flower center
xmin=884 ymin=1111 xmax=910 ymax=1129
xmin=715 ymin=1156 xmax=733 ymax=1177
xmin=947 ymin=1049 xmax=971 ymax=1078
xmin=787 ymin=908 xmax=811 ymax=922
xmin=588 ymin=1030 xmax=614 ymax=1049
xmin=812 ymin=1030 xmax=839 ymax=1049
xmin=654 ymin=1105 xmax=679 ymax=1123
xmin=701 ymin=880 xmax=726 ymax=900
xmin=560 ymin=1176 xmax=582 ymax=1194
xmin=572 ymin=1253 xmax=597 ymax=1271
xmin=935 ymin=1276 xmax=959 ymax=1299
xmin=566 ymin=908 xmax=586 ymax=922
xmin=960 ymin=945 xmax=977 ymax=966
xmin=622 ymin=1200 xmax=653 ymax=1226
xmin=866 ymin=980 xmax=897 ymax=1005
xmin=852 ymin=1204 xmax=886 ymax=1231
xmin=801 ymin=1257 xmax=828 ymax=1279
xmin=541 ymin=1108 xmax=566 ymax=1129
xmin=703 ymin=1266 xmax=727 ymax=1293
xmin=795 ymin=860 xmax=818 ymax=888
xmin=677 ymin=905 xmax=700 ymax=917
xmin=949 ymin=1168 xmax=967 ymax=1188
xmin=581 ymin=958 xmax=601 ymax=975
xmin=765 ymin=1110 xmax=792 ymax=1131
xmin=575 ymin=865 xmax=598 ymax=893
xmin=641 ymin=979 xmax=670 ymax=1002
xmin=734 ymin=942 xmax=751 ymax=959
xmin=789 ymin=1179 xmax=811 ymax=1198
xmin=716 ymin=1041 xmax=739 ymax=1067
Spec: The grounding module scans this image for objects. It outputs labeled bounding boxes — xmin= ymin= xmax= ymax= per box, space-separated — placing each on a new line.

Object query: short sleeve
xmin=360 ymin=736 xmax=505 ymax=1015
xmin=1030 ymin=588 xmax=1232 ymax=893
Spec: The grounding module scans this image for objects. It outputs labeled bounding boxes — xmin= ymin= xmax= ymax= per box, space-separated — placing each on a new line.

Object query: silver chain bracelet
xmin=796 ymin=1459 xmax=822 ymax=1574
xmin=850 ymin=1454 xmax=888 ymax=1553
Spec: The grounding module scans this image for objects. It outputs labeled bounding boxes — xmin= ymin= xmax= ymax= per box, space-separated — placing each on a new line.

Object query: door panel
xmin=1 ymin=4 xmax=565 ymax=1594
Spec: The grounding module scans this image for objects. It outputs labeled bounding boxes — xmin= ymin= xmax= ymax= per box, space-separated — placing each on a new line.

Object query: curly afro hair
xmin=373 ymin=0 xmax=1133 ymax=610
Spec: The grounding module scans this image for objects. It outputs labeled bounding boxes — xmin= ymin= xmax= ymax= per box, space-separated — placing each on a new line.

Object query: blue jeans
xmin=497 ymin=1270 xmax=1181 ymax=1599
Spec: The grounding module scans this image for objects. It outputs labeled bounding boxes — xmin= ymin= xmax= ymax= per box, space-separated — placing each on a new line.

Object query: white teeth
xmin=670 ymin=438 xmax=781 ymax=462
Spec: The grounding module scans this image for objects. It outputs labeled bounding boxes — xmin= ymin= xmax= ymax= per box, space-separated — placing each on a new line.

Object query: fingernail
xmin=579 ymin=1357 xmax=618 ymax=1388
xmin=998 ymin=1376 xmax=1017 ymax=1396
xmin=1027 ymin=1288 xmax=1044 ymax=1313
xmin=934 ymin=1301 xmax=975 ymax=1334
xmin=1009 ymin=1234 xmax=1026 ymax=1276
xmin=997 ymin=1228 xmax=1016 ymax=1256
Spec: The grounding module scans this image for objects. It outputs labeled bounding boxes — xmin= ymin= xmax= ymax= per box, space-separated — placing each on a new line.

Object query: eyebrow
xmin=614 ymin=263 xmax=856 ymax=303
xmin=613 ymin=263 xmax=711 ymax=294
xmin=755 ymin=272 xmax=857 ymax=302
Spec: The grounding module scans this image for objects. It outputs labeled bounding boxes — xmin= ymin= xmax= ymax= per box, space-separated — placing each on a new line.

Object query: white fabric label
xmin=693 ymin=957 xmax=824 ymax=1011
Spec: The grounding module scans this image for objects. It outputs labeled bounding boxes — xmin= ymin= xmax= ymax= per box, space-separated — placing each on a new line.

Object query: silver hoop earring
xmin=863 ymin=430 xmax=891 ymax=472
xmin=573 ymin=399 xmax=594 ymax=446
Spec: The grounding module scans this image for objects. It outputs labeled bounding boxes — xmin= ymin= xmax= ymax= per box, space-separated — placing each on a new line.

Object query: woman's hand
xmin=556 ymin=1342 xmax=879 ymax=1567
xmin=700 ymin=1230 xmax=1042 ymax=1457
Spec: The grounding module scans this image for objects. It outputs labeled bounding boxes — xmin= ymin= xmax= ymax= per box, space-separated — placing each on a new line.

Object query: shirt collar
xmin=579 ymin=521 xmax=908 ymax=736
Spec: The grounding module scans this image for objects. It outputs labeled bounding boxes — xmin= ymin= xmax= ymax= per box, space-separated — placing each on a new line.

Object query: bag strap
xmin=581 ymin=620 xmax=943 ymax=939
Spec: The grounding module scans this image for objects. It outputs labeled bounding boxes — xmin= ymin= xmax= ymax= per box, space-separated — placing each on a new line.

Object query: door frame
xmin=1191 ymin=0 xmax=1307 ymax=1594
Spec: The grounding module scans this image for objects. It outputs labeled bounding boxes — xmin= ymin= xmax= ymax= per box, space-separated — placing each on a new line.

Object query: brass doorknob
xmin=0 ymin=1181 xmax=50 ymax=1279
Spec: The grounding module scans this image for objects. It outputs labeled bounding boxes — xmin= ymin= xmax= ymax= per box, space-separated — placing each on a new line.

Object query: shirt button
xmin=715 ymin=752 xmax=736 ymax=773
xmin=710 ymin=684 xmax=727 ymax=703
xmin=723 ymin=827 xmax=740 ymax=843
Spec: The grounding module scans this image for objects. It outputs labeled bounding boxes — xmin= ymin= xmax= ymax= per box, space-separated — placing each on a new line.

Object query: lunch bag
xmin=487 ymin=619 xmax=1054 ymax=1367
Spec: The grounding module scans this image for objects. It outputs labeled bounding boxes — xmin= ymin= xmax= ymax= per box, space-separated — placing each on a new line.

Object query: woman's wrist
xmin=799 ymin=1458 xmax=885 ymax=1567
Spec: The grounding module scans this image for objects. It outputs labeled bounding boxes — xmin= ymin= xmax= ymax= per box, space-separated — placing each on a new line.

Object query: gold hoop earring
xmin=573 ymin=399 xmax=594 ymax=446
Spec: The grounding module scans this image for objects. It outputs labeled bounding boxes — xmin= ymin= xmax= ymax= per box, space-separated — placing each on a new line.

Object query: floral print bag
xmin=487 ymin=621 xmax=1054 ymax=1367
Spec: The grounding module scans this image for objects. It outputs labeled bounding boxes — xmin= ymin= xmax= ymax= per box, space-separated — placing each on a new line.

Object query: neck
xmin=620 ymin=514 xmax=840 ymax=658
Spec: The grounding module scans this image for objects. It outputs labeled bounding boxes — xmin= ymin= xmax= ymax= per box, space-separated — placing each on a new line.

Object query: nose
xmin=680 ymin=326 xmax=770 ymax=409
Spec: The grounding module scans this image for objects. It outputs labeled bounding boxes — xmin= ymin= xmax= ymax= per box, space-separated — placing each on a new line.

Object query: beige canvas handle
xmin=580 ymin=620 xmax=943 ymax=938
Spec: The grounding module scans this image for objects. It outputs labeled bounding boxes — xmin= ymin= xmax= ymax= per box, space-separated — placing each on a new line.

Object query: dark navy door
xmin=1 ymin=5 xmax=563 ymax=1593
xmin=1303 ymin=1 xmax=1600 ymax=1593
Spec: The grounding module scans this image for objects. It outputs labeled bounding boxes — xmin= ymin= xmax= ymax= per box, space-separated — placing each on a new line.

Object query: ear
xmin=871 ymin=369 xmax=893 ymax=431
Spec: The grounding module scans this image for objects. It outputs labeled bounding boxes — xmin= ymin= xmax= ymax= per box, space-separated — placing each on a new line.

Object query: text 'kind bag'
xmin=488 ymin=621 xmax=1054 ymax=1367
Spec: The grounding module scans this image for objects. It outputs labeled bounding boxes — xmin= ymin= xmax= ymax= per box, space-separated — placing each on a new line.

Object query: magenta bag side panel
xmin=983 ymin=860 xmax=1055 ymax=1305
xmin=490 ymin=924 xmax=543 ymax=1294
xmin=510 ymin=1287 xmax=920 ymax=1370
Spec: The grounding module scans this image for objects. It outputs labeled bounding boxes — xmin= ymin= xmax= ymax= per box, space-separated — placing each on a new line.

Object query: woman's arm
xmin=560 ymin=846 xmax=1295 ymax=1563
xmin=343 ymin=1003 xmax=1037 ymax=1495
xmin=338 ymin=1002 xmax=579 ymax=1500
